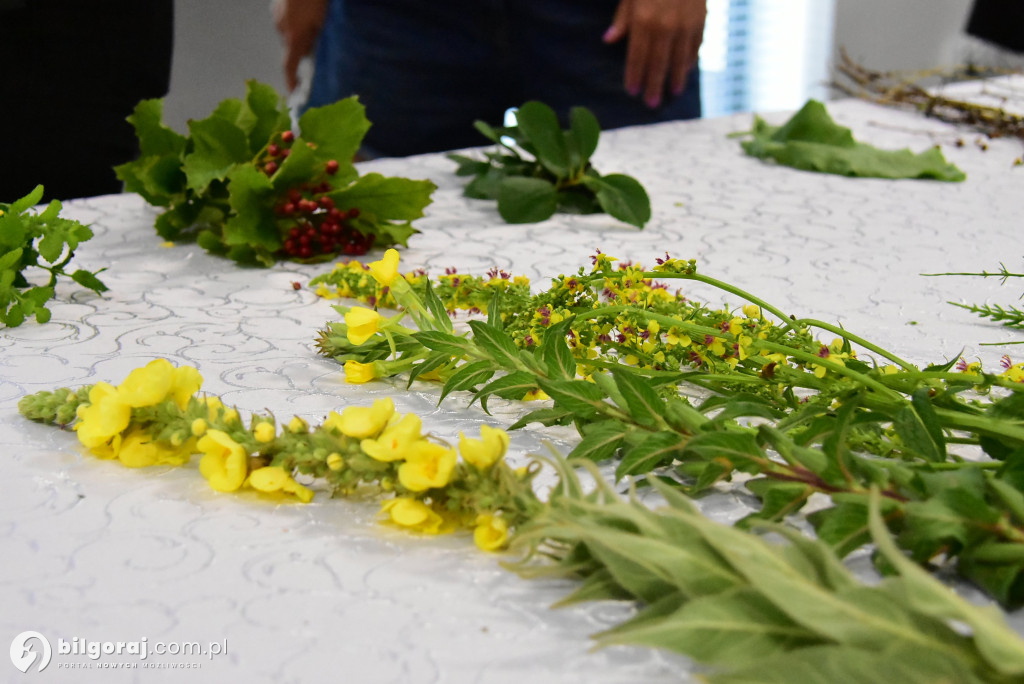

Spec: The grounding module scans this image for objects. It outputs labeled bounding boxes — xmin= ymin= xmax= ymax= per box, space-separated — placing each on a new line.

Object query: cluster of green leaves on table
xmin=0 ymin=185 xmax=107 ymax=327
xmin=448 ymin=101 xmax=651 ymax=227
xmin=739 ymin=99 xmax=967 ymax=181
xmin=317 ymin=253 xmax=1024 ymax=612
xmin=115 ymin=81 xmax=435 ymax=266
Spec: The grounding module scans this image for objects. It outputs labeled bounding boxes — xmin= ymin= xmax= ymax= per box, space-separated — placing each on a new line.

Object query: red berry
xmin=288 ymin=188 xmax=302 ymax=203
xmin=299 ymin=246 xmax=313 ymax=259
xmin=325 ymin=159 xmax=339 ymax=175
xmin=281 ymin=148 xmax=291 ymax=159
xmin=299 ymin=235 xmax=311 ymax=248
xmin=328 ymin=208 xmax=342 ymax=221
xmin=284 ymin=238 xmax=298 ymax=253
xmin=347 ymin=207 xmax=361 ymax=219
xmin=264 ymin=161 xmax=278 ymax=175
xmin=319 ymin=196 xmax=335 ymax=210
xmin=268 ymin=143 xmax=281 ymax=157
xmin=281 ymin=130 xmax=295 ymax=143
xmin=292 ymin=281 xmax=301 ymax=290
xmin=282 ymin=202 xmax=297 ymax=216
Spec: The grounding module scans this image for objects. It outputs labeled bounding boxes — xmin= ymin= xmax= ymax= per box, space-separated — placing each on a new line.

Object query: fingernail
xmin=602 ymin=26 xmax=616 ymax=42
xmin=646 ymin=94 xmax=661 ymax=109
xmin=672 ymin=83 xmax=685 ymax=96
xmin=627 ymin=84 xmax=640 ymax=97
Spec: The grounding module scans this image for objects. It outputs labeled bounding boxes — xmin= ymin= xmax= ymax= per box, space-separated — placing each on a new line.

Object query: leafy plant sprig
xmin=0 ymin=185 xmax=107 ymax=327
xmin=925 ymin=261 xmax=1024 ymax=333
xmin=316 ymin=249 xmax=1024 ymax=606
xmin=115 ymin=81 xmax=436 ymax=266
xmin=448 ymin=101 xmax=651 ymax=227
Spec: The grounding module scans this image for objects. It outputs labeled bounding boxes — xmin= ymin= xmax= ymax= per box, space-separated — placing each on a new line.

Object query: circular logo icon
xmin=10 ymin=632 xmax=51 ymax=673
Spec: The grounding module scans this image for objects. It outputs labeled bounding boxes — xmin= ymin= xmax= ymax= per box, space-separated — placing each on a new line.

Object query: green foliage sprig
xmin=0 ymin=185 xmax=107 ymax=327
xmin=925 ymin=262 xmax=1024 ymax=333
xmin=115 ymin=81 xmax=436 ymax=266
xmin=448 ymin=101 xmax=651 ymax=227
xmin=317 ymin=250 xmax=1024 ymax=607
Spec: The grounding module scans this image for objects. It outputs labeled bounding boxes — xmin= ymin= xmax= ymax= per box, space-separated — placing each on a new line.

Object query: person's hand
xmin=603 ymin=0 xmax=707 ymax=108
xmin=272 ymin=0 xmax=329 ymax=92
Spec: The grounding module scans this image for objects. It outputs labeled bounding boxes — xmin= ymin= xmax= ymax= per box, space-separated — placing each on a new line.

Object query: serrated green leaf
xmin=580 ymin=173 xmax=651 ymax=228
xmin=497 ymin=176 xmax=558 ymax=224
xmin=296 ymin=96 xmax=369 ymax=185
xmin=422 ymin=279 xmax=454 ymax=333
xmin=467 ymin=320 xmax=522 ymax=369
xmin=222 ymin=164 xmax=279 ymax=251
xmin=124 ymin=99 xmax=187 ymax=157
xmin=329 ymin=173 xmax=435 ymax=222
xmin=182 ymin=116 xmax=250 ymax=193
xmin=242 ymin=80 xmax=291 ymax=155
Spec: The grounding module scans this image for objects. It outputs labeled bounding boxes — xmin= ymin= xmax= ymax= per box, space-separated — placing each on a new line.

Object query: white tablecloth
xmin=2 ymin=79 xmax=1023 ymax=683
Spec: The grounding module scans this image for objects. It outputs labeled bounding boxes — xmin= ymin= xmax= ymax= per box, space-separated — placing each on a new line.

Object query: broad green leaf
xmin=329 ymin=173 xmax=436 ymax=222
xmin=222 ymin=164 xmax=279 ymax=250
xmin=115 ymin=154 xmax=186 ymax=206
xmin=242 ymin=80 xmax=291 ymax=155
xmin=182 ymin=116 xmax=250 ymax=193
xmin=296 ymin=96 xmax=370 ymax=184
xmin=740 ymin=100 xmax=966 ymax=181
xmin=566 ymin=106 xmax=600 ymax=172
xmin=580 ymin=174 xmax=651 ymax=228
xmin=10 ymin=185 xmax=44 ymax=214
xmin=515 ymin=100 xmax=570 ymax=177
xmin=124 ymin=99 xmax=187 ymax=157
xmin=497 ymin=177 xmax=557 ymax=224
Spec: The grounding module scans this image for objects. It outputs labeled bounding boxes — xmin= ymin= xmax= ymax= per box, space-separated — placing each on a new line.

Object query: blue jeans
xmin=307 ymin=0 xmax=701 ymax=157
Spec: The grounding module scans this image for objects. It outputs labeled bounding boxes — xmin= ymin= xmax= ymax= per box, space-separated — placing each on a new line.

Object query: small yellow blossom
xmin=117 ymin=428 xmax=191 ymax=468
xmin=118 ymin=359 xmax=174 ymax=407
xmin=326 ymin=453 xmax=345 ymax=470
xmin=368 ymin=249 xmax=400 ymax=287
xmin=191 ymin=418 xmax=208 ymax=437
xmin=246 ymin=466 xmax=314 ymax=503
xmin=197 ymin=429 xmax=248 ymax=492
xmin=398 ymin=441 xmax=457 ymax=491
xmin=325 ymin=398 xmax=396 ymax=439
xmin=459 ymin=425 xmax=509 ymax=470
xmin=75 ymin=382 xmax=131 ymax=449
xmin=473 ymin=514 xmax=509 ymax=551
xmin=380 ymin=497 xmax=447 ymax=534
xmin=344 ymin=360 xmax=378 ymax=384
xmin=253 ymin=421 xmax=276 ymax=443
xmin=742 ymin=304 xmax=762 ymax=319
xmin=344 ymin=307 xmax=381 ymax=346
xmin=168 ymin=365 xmax=203 ymax=409
xmin=288 ymin=416 xmax=309 ymax=433
xmin=361 ymin=413 xmax=422 ymax=462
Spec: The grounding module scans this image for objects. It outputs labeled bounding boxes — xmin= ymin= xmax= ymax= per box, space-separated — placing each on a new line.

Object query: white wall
xmin=163 ymin=0 xmax=287 ymax=133
xmin=834 ymin=0 xmax=1024 ymax=72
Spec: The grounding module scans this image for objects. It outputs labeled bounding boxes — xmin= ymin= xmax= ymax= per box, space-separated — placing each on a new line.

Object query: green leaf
xmin=422 ymin=279 xmax=454 ymax=333
xmin=515 ymin=101 xmax=570 ymax=177
xmin=740 ymin=100 xmax=966 ymax=181
xmin=680 ymin=431 xmax=764 ymax=474
xmin=580 ymin=174 xmax=651 ymax=228
xmin=539 ymin=320 xmax=576 ymax=380
xmin=182 ymin=115 xmax=250 ymax=193
xmin=616 ymin=431 xmax=684 ymax=479
xmin=610 ymin=368 xmax=665 ymax=427
xmin=536 ymin=378 xmax=608 ymax=418
xmin=412 ymin=330 xmax=475 ymax=357
xmin=467 ymin=320 xmax=521 ymax=369
xmin=329 ymin=173 xmax=436 ymax=222
xmin=241 ymin=80 xmax=291 ymax=155
xmin=439 ymin=360 xmax=495 ymax=402
xmin=70 ymin=270 xmax=108 ymax=294
xmin=497 ymin=177 xmax=558 ymax=224
xmin=506 ymin=407 xmax=573 ymax=431
xmin=124 ymin=99 xmax=187 ymax=157
xmin=892 ymin=388 xmax=947 ymax=462
xmin=222 ymin=164 xmax=279 ymax=251
xmin=569 ymin=421 xmax=629 ymax=462
xmin=740 ymin=478 xmax=813 ymax=525
xmin=296 ymin=96 xmax=370 ymax=184
xmin=807 ymin=501 xmax=871 ymax=558
xmin=566 ymin=106 xmax=600 ymax=172
xmin=473 ymin=371 xmax=538 ymax=413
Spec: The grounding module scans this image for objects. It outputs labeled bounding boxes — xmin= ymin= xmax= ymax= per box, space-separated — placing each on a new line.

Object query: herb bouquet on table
xmin=115 ymin=81 xmax=435 ymax=266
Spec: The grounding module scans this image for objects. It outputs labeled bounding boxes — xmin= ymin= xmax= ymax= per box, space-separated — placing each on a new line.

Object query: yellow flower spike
xmin=288 ymin=416 xmax=309 ymax=434
xmin=344 ymin=360 xmax=378 ymax=384
xmin=360 ymin=413 xmax=423 ymax=462
xmin=191 ymin=418 xmax=208 ymax=437
xmin=380 ymin=497 xmax=447 ymax=534
xmin=326 ymin=453 xmax=345 ymax=471
xmin=118 ymin=359 xmax=174 ymax=407
xmin=168 ymin=365 xmax=203 ymax=409
xmin=473 ymin=514 xmax=509 ymax=552
xmin=344 ymin=307 xmax=381 ymax=346
xmin=368 ymin=248 xmax=400 ymax=287
xmin=75 ymin=382 xmax=132 ymax=449
xmin=246 ymin=466 xmax=314 ymax=503
xmin=458 ymin=425 xmax=509 ymax=470
xmin=325 ymin=397 xmax=396 ymax=439
xmin=253 ymin=422 xmax=276 ymax=443
xmin=398 ymin=441 xmax=457 ymax=491
xmin=197 ymin=429 xmax=248 ymax=492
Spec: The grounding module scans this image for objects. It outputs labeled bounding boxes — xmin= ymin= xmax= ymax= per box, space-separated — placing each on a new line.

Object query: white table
xmin=2 ymin=79 xmax=1023 ymax=683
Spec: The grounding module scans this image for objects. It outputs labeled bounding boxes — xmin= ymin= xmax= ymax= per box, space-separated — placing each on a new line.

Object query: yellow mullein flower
xmin=246 ymin=466 xmax=314 ymax=503
xmin=368 ymin=248 xmax=400 ymax=287
xmin=253 ymin=421 xmax=276 ymax=443
xmin=473 ymin=514 xmax=509 ymax=552
xmin=197 ymin=429 xmax=248 ymax=492
xmin=1002 ymin=363 xmax=1024 ymax=383
xmin=117 ymin=428 xmax=191 ymax=468
xmin=75 ymin=382 xmax=131 ymax=450
xmin=118 ymin=359 xmax=174 ymax=407
xmin=344 ymin=360 xmax=378 ymax=384
xmin=522 ymin=388 xmax=550 ymax=401
xmin=707 ymin=338 xmax=726 ymax=356
xmin=743 ymin=304 xmax=762 ymax=319
xmin=360 ymin=413 xmax=422 ymax=462
xmin=288 ymin=416 xmax=309 ymax=433
xmin=666 ymin=332 xmax=691 ymax=348
xmin=398 ymin=441 xmax=457 ymax=491
xmin=168 ymin=365 xmax=203 ymax=409
xmin=458 ymin=425 xmax=509 ymax=470
xmin=728 ymin=318 xmax=744 ymax=335
xmin=325 ymin=397 xmax=396 ymax=439
xmin=344 ymin=307 xmax=381 ymax=346
xmin=326 ymin=453 xmax=345 ymax=471
xmin=380 ymin=497 xmax=447 ymax=534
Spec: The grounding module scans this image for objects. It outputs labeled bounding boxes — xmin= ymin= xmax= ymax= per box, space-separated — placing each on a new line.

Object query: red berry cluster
xmin=260 ymin=130 xmax=296 ymax=177
xmin=277 ymin=187 xmax=370 ymax=259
